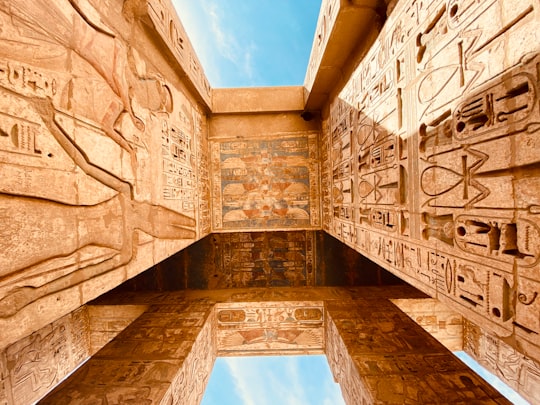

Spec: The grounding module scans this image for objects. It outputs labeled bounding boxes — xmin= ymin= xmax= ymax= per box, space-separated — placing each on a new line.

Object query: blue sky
xmin=455 ymin=351 xmax=530 ymax=405
xmin=201 ymin=355 xmax=345 ymax=405
xmin=172 ymin=0 xmax=322 ymax=87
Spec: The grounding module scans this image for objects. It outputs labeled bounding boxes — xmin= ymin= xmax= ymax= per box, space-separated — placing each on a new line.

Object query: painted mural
xmin=212 ymin=135 xmax=320 ymax=230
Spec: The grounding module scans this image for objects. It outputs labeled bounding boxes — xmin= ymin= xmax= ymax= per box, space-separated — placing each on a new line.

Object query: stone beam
xmin=303 ymin=0 xmax=386 ymax=110
xmin=35 ymin=287 xmax=512 ymax=404
xmin=463 ymin=319 xmax=540 ymax=404
xmin=40 ymin=297 xmax=216 ymax=404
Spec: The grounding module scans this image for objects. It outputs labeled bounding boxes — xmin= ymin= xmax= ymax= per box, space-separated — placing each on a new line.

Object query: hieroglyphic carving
xmin=324 ymin=0 xmax=540 ymax=365
xmin=354 ymin=226 xmax=516 ymax=336
xmin=3 ymin=309 xmax=90 ymax=405
xmin=146 ymin=0 xmax=211 ymax=103
xmin=321 ymin=120 xmax=333 ymax=231
xmin=211 ymin=135 xmax=319 ymax=230
xmin=0 ymin=0 xmax=201 ymax=334
xmin=391 ymin=298 xmax=463 ymax=351
xmin=170 ymin=306 xmax=215 ymax=405
xmin=215 ymin=302 xmax=324 ymax=355
xmin=327 ymin=299 xmax=508 ymax=403
xmin=330 ymin=98 xmax=353 ymax=226
xmin=464 ymin=319 xmax=540 ymax=404
xmin=195 ymin=106 xmax=211 ymax=236
xmin=213 ymin=231 xmax=317 ymax=289
xmin=159 ymin=88 xmax=197 ymax=218
xmin=325 ymin=311 xmax=370 ymax=404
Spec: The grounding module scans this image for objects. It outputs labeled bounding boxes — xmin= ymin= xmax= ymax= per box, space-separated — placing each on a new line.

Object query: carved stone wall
xmin=0 ymin=308 xmax=90 ymax=405
xmin=326 ymin=298 xmax=508 ymax=403
xmin=112 ymin=230 xmax=407 ymax=291
xmin=215 ymin=302 xmax=325 ymax=356
xmin=212 ymin=232 xmax=318 ymax=288
xmin=211 ymin=134 xmax=321 ymax=231
xmin=463 ymin=319 xmax=540 ymax=404
xmin=0 ymin=0 xmax=211 ymax=350
xmin=35 ymin=287 xmax=509 ymax=404
xmin=41 ymin=296 xmax=216 ymax=404
xmin=392 ymin=298 xmax=463 ymax=351
xmin=322 ymin=0 xmax=540 ymax=366
xmin=87 ymin=304 xmax=148 ymax=355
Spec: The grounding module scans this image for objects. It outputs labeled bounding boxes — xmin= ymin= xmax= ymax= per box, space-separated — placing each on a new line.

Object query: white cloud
xmin=220 ymin=356 xmax=345 ymax=405
xmin=170 ymin=0 xmax=257 ymax=87
xmin=225 ymin=357 xmax=261 ymax=405
xmin=202 ymin=0 xmax=256 ymax=82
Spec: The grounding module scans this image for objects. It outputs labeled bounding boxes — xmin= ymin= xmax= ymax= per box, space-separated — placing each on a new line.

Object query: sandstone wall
xmin=36 ymin=286 xmax=508 ymax=405
xmin=320 ymin=0 xmax=540 ymax=369
xmin=0 ymin=0 xmax=211 ymax=349
xmin=0 ymin=307 xmax=91 ymax=405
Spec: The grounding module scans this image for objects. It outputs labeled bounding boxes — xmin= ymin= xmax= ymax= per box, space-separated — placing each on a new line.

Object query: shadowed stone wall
xmin=112 ymin=231 xmax=406 ymax=290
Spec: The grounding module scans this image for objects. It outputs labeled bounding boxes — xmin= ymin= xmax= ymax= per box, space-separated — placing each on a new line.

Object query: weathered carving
xmin=0 ymin=0 xmax=201 ymax=325
xmin=216 ymin=302 xmax=324 ymax=355
xmin=209 ymin=231 xmax=317 ymax=289
xmin=464 ymin=319 xmax=540 ymax=404
xmin=324 ymin=0 xmax=540 ymax=372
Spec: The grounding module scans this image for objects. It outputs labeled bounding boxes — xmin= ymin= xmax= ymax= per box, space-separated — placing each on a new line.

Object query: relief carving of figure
xmin=0 ymin=1 xmax=197 ymax=318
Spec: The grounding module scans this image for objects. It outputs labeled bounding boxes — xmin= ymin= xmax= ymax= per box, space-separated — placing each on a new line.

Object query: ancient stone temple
xmin=0 ymin=0 xmax=539 ymax=403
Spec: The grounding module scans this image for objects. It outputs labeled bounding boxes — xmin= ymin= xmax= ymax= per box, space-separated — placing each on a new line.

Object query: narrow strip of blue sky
xmin=172 ymin=0 xmax=322 ymax=87
xmin=201 ymin=355 xmax=345 ymax=405
xmin=454 ymin=351 xmax=530 ymax=405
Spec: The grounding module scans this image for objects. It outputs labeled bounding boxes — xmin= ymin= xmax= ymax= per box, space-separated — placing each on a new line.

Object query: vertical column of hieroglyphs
xmin=324 ymin=0 xmax=540 ymax=364
xmin=0 ymin=0 xmax=207 ymax=346
xmin=146 ymin=0 xmax=210 ymax=235
xmin=328 ymin=96 xmax=355 ymax=244
xmin=195 ymin=108 xmax=212 ymax=237
xmin=320 ymin=120 xmax=333 ymax=231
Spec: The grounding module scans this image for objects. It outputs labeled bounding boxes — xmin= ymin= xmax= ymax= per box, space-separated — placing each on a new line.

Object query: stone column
xmin=39 ymin=297 xmax=216 ymax=404
xmin=326 ymin=298 xmax=510 ymax=404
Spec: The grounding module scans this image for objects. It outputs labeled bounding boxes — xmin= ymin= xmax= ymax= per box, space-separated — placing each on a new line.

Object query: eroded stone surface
xmin=464 ymin=319 xmax=540 ymax=405
xmin=0 ymin=308 xmax=90 ymax=405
